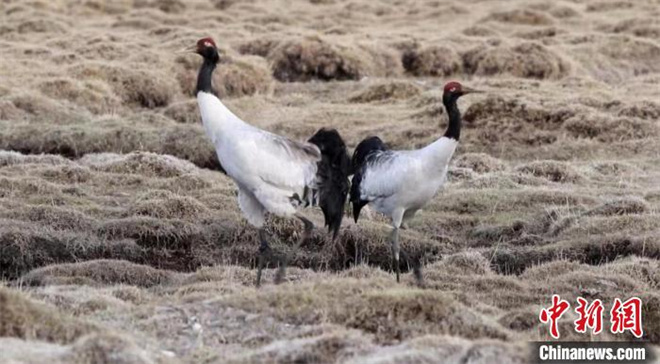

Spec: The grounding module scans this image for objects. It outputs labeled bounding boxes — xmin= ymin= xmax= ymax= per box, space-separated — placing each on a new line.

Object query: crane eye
xmin=450 ymin=87 xmax=456 ymax=92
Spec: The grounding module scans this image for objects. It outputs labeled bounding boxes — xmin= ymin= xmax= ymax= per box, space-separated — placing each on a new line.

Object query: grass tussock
xmin=585 ymin=197 xmax=650 ymax=216
xmin=0 ymin=286 xmax=95 ymax=343
xmin=453 ymin=153 xmax=506 ymax=174
xmin=222 ymin=279 xmax=509 ymax=343
xmin=128 ymin=191 xmax=210 ymax=219
xmin=348 ymin=81 xmax=421 ymax=103
xmin=21 ymin=260 xmax=179 ymax=287
xmin=1 ymin=0 xmax=660 ymax=360
xmin=485 ymin=9 xmax=554 ymax=26
xmin=38 ymin=78 xmax=121 ymax=115
xmin=463 ymin=42 xmax=570 ymax=79
xmin=402 ymin=46 xmax=462 ymax=77
xmin=68 ymin=63 xmax=176 ymax=108
xmin=515 ymin=160 xmax=583 ymax=183
xmin=269 ymin=37 xmax=398 ymax=82
xmin=176 ymin=55 xmax=272 ymax=98
xmin=80 ymin=152 xmax=197 ymax=178
xmin=563 ymin=114 xmax=657 ymax=142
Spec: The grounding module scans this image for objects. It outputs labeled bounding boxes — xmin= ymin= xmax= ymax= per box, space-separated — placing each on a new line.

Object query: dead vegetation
xmin=1 ymin=0 xmax=660 ymax=362
xmin=348 ymin=81 xmax=421 ymax=103
xmin=68 ymin=63 xmax=176 ymax=109
xmin=0 ymin=286 xmax=95 ymax=343
xmin=463 ymin=42 xmax=570 ymax=79
xmin=269 ymin=37 xmax=399 ymax=82
xmin=402 ymin=46 xmax=463 ymax=77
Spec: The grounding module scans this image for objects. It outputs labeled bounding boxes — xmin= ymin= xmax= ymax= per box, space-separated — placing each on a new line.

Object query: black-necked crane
xmin=350 ymin=81 xmax=482 ymax=283
xmin=187 ymin=37 xmax=350 ymax=286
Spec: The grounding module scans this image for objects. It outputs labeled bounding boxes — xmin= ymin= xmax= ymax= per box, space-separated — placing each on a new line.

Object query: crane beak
xmin=461 ymin=86 xmax=484 ymax=95
xmin=176 ymin=45 xmax=198 ymax=54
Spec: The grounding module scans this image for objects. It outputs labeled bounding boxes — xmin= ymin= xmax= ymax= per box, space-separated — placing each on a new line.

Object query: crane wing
xmin=225 ymin=127 xmax=321 ymax=197
xmin=358 ymin=150 xmax=417 ymax=201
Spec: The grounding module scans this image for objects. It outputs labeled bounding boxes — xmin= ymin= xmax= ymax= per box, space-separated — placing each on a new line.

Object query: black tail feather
xmin=308 ymin=128 xmax=351 ymax=239
xmin=350 ymin=136 xmax=387 ymax=223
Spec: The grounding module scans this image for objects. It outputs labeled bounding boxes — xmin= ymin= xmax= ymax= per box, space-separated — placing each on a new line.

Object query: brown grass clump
xmin=430 ymin=251 xmax=492 ymax=276
xmin=38 ymin=78 xmax=121 ymax=114
xmin=349 ymin=81 xmax=421 ymax=103
xmin=586 ymin=197 xmax=650 ymax=216
xmin=563 ymin=114 xmax=658 ymax=142
xmin=462 ymin=26 xmax=498 ymax=37
xmin=402 ymin=46 xmax=462 ymax=77
xmin=231 ymin=329 xmax=374 ymax=364
xmin=134 ymin=0 xmax=185 ymax=13
xmin=590 ymin=161 xmax=640 ymax=176
xmin=222 ymin=279 xmax=509 ymax=343
xmin=238 ymin=37 xmax=281 ymax=57
xmin=606 ymin=257 xmax=660 ymax=289
xmin=520 ymin=260 xmax=586 ymax=281
xmin=268 ymin=37 xmax=395 ymax=82
xmin=128 ymin=191 xmax=210 ymax=219
xmin=463 ymin=95 xmax=573 ymax=130
xmin=515 ymin=160 xmax=583 ymax=183
xmin=453 ymin=153 xmax=506 ymax=173
xmin=68 ymin=63 xmax=175 ymax=108
xmin=463 ymin=42 xmax=570 ymax=79
xmin=68 ymin=333 xmax=163 ymax=364
xmin=0 ymin=151 xmax=71 ymax=167
xmin=80 ymin=152 xmax=197 ymax=178
xmin=5 ymin=93 xmax=80 ymax=122
xmin=20 ymin=260 xmax=178 ymax=287
xmin=8 ymin=205 xmax=97 ymax=231
xmin=0 ymin=99 xmax=25 ymax=120
xmin=0 ymin=221 xmax=145 ymax=279
xmin=0 ymin=286 xmax=95 ymax=343
xmin=639 ymin=293 xmax=660 ymax=343
xmin=163 ymin=100 xmax=200 ymax=124
xmin=586 ymin=1 xmax=634 ymax=12
xmin=485 ymin=9 xmax=554 ymax=26
xmin=617 ymin=101 xmax=660 ymax=120
xmin=215 ymin=58 xmax=272 ymax=98
xmin=175 ymin=55 xmax=272 ymax=97
xmin=549 ymin=6 xmax=580 ymax=18
xmin=596 ymin=36 xmax=660 ymax=76
xmin=1 ymin=0 xmax=660 ymax=360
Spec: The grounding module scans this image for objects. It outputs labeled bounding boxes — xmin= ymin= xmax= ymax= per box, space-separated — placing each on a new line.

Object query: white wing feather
xmin=198 ymin=92 xmax=320 ymax=217
xmin=359 ymin=151 xmax=421 ymax=201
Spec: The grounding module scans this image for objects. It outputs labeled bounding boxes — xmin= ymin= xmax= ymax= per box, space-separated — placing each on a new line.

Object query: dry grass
xmin=0 ymin=0 xmax=659 ymax=362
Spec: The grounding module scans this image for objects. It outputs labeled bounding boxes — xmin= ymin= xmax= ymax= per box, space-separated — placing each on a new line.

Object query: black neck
xmin=196 ymin=49 xmax=219 ymax=95
xmin=442 ymin=95 xmax=461 ymax=141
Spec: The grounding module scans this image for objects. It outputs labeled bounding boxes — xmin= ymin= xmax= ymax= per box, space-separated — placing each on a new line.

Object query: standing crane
xmin=187 ymin=37 xmax=350 ymax=286
xmin=350 ymin=81 xmax=482 ymax=283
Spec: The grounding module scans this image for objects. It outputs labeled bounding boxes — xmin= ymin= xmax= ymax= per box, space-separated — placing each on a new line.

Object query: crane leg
xmin=275 ymin=213 xmax=314 ymax=284
xmin=256 ymin=228 xmax=273 ymax=287
xmin=388 ymin=209 xmax=424 ymax=286
xmin=390 ymin=227 xmax=401 ymax=282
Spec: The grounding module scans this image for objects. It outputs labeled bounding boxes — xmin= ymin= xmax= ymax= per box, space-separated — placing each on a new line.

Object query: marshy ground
xmin=0 ymin=0 xmax=659 ymax=363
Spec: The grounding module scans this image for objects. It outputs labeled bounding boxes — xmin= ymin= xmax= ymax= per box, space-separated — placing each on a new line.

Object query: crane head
xmin=196 ymin=37 xmax=217 ymax=53
xmin=443 ymin=81 xmax=482 ymax=97
xmin=179 ymin=37 xmax=218 ymax=61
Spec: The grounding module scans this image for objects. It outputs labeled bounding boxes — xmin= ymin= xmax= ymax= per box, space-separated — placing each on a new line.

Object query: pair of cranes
xmin=188 ymin=37 xmax=482 ymax=286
